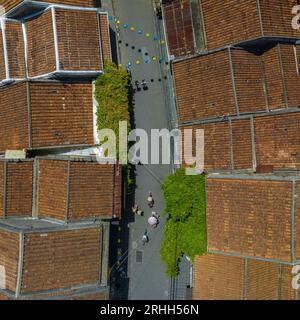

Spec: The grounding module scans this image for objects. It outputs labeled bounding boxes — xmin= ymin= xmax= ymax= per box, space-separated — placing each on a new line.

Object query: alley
xmin=102 ymin=0 xmax=174 ymax=300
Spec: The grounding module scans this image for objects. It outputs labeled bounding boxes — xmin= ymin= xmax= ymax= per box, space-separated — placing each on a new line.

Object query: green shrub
xmin=94 ymin=61 xmax=133 ymax=186
xmin=94 ymin=61 xmax=131 ymax=152
xmin=160 ymin=168 xmax=207 ymax=277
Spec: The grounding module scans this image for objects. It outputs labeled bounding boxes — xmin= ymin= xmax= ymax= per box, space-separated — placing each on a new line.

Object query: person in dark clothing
xmin=134 ymin=80 xmax=141 ymax=91
xmin=147 ymin=191 xmax=154 ymax=208
xmin=155 ymin=6 xmax=162 ymax=20
xmin=142 ymin=229 xmax=149 ymax=245
xmin=141 ymin=79 xmax=148 ymax=90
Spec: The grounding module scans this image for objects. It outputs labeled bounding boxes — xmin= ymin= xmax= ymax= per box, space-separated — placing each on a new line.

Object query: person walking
xmin=132 ymin=203 xmax=138 ymax=214
xmin=147 ymin=192 xmax=154 ymax=208
xmin=151 ymin=212 xmax=159 ymax=228
xmin=151 ymin=211 xmax=159 ymax=219
xmin=147 ymin=212 xmax=159 ymax=228
xmin=141 ymin=79 xmax=148 ymax=90
xmin=155 ymin=5 xmax=162 ymax=20
xmin=126 ymin=67 xmax=131 ymax=76
xmin=134 ymin=80 xmax=140 ymax=92
xmin=118 ymin=267 xmax=127 ymax=278
xmin=132 ymin=203 xmax=143 ymax=216
xmin=142 ymin=230 xmax=149 ymax=245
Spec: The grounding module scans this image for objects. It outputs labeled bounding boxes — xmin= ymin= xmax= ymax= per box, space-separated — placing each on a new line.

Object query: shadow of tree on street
xmin=109 ymin=82 xmax=137 ymax=300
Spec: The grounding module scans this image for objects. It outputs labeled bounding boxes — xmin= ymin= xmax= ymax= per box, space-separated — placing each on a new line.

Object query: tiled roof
xmin=206 ymin=175 xmax=300 ymax=263
xmin=0 ymin=7 xmax=110 ymax=82
xmin=181 ymin=111 xmax=300 ymax=172
xmin=193 ymin=254 xmax=297 ymax=300
xmin=37 ymin=158 xmax=122 ymax=222
xmin=0 ymin=0 xmax=97 ymax=13
xmin=0 ymin=221 xmax=107 ymax=298
xmin=0 ymin=81 xmax=95 ymax=151
xmin=173 ymin=44 xmax=300 ymax=124
xmin=0 ymin=1 xmax=116 ymax=301
xmin=0 ymin=157 xmax=122 ymax=221
xmin=163 ymin=0 xmax=300 ymax=58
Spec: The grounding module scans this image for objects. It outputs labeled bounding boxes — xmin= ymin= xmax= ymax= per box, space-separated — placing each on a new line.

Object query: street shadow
xmin=109 ymin=171 xmax=136 ymax=300
xmin=109 ymin=27 xmax=119 ymax=64
xmin=108 ymin=82 xmax=138 ymax=300
xmin=129 ymin=82 xmax=137 ymax=130
xmin=93 ymin=0 xmax=101 ymax=7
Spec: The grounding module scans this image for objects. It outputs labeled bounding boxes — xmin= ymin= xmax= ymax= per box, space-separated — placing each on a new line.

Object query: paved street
xmin=102 ymin=0 xmax=175 ymax=300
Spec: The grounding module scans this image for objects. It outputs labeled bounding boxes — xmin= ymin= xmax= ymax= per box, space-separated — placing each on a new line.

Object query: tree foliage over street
xmin=94 ymin=61 xmax=131 ymax=151
xmin=160 ymin=169 xmax=207 ymax=277
xmin=94 ymin=61 xmax=133 ymax=186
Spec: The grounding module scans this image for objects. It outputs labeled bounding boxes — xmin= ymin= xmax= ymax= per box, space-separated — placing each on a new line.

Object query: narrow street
xmin=102 ymin=0 xmax=175 ymax=300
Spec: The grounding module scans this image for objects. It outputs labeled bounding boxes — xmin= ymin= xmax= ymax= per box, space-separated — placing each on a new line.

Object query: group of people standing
xmin=134 ymin=79 xmax=148 ymax=91
xmin=132 ymin=192 xmax=160 ymax=245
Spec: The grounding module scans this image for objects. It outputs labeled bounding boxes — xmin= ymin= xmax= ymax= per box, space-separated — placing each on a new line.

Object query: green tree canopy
xmin=94 ymin=61 xmax=133 ymax=186
xmin=94 ymin=61 xmax=131 ymax=151
xmin=160 ymin=168 xmax=207 ymax=277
